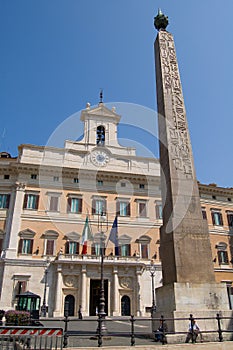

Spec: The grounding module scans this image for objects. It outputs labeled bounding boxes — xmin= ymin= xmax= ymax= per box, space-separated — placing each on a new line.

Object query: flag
xmin=81 ymin=216 xmax=92 ymax=254
xmin=108 ymin=216 xmax=119 ymax=256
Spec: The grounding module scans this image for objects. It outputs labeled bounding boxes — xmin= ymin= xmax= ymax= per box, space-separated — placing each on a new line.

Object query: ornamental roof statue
xmin=154 ymin=8 xmax=169 ymax=31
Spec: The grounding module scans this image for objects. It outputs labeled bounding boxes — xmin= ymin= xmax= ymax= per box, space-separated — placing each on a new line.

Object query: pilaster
xmin=80 ymin=264 xmax=87 ymax=314
xmin=53 ymin=265 xmax=63 ymax=317
xmin=112 ymin=266 xmax=119 ymax=316
xmin=4 ymin=182 xmax=25 ymax=259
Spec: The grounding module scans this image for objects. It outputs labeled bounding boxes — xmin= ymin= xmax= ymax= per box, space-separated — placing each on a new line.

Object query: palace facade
xmin=0 ymin=102 xmax=232 ymax=317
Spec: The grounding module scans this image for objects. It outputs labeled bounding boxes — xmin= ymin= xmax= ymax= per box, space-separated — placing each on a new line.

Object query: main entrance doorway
xmin=89 ymin=279 xmax=108 ymax=316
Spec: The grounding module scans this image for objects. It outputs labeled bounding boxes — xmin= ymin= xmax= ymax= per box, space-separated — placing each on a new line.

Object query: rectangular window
xmin=31 ymin=174 xmax=37 ymax=179
xmin=117 ymin=201 xmax=130 ymax=217
xmin=67 ymin=197 xmax=82 ymax=214
xmin=23 ymin=194 xmax=39 ymax=210
xmin=53 ymin=176 xmax=59 ymax=182
xmin=119 ymin=244 xmax=131 ymax=257
xmin=218 ymin=250 xmax=229 ymax=264
xmin=46 ymin=240 xmax=55 ymax=255
xmin=49 ymin=196 xmax=59 ymax=211
xmin=139 ymin=184 xmax=145 ymax=189
xmin=121 ymin=183 xmax=126 ymax=187
xmin=4 ymin=175 xmax=10 ymax=179
xmin=73 ymin=178 xmax=79 ymax=183
xmin=97 ymin=180 xmax=103 ymax=186
xmin=138 ymin=202 xmax=147 ymax=217
xmin=18 ymin=239 xmax=33 ymax=254
xmin=227 ymin=213 xmax=233 ymax=227
xmin=65 ymin=241 xmax=79 ymax=255
xmin=211 ymin=211 xmax=223 ymax=226
xmin=92 ymin=199 xmax=106 ymax=215
xmin=0 ymin=194 xmax=10 ymax=209
xmin=155 ymin=202 xmax=163 ymax=219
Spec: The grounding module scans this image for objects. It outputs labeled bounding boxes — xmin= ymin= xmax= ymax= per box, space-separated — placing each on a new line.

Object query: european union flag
xmin=109 ymin=216 xmax=119 ymax=256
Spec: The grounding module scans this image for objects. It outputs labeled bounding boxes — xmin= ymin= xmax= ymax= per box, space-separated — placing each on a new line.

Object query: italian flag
xmin=81 ymin=216 xmax=92 ymax=254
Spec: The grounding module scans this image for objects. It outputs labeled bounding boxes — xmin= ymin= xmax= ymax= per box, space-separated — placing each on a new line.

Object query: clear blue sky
xmin=0 ymin=0 xmax=232 ymax=188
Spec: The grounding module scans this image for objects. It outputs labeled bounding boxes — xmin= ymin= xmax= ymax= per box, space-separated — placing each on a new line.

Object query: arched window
xmin=96 ymin=125 xmax=105 ymax=145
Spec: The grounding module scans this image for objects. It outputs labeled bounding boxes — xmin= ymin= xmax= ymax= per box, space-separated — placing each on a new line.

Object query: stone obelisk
xmin=154 ymin=9 xmax=229 ymax=333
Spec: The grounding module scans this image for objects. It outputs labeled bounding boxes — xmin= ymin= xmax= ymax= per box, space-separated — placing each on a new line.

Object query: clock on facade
xmin=91 ymin=150 xmax=110 ymax=167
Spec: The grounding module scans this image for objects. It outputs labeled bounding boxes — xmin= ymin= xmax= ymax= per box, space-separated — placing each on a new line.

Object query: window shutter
xmin=35 ymin=195 xmax=39 ymax=209
xmin=50 ymin=197 xmax=58 ymax=211
xmin=23 ymin=194 xmax=28 ymax=209
xmin=6 ymin=194 xmax=10 ymax=209
xmin=67 ymin=197 xmax=71 ymax=212
xmin=46 ymin=240 xmax=54 ymax=255
xmin=128 ymin=244 xmax=131 ymax=256
xmin=219 ymin=213 xmax=223 ymax=226
xmin=139 ymin=202 xmax=146 ymax=217
xmin=92 ymin=199 xmax=96 ymax=215
xmin=103 ymin=200 xmax=106 ymax=214
xmin=116 ymin=202 xmax=120 ymax=216
xmin=29 ymin=239 xmax=33 ymax=254
xmin=22 ymin=281 xmax=27 ymax=293
xmin=202 ymin=209 xmax=207 ymax=220
xmin=127 ymin=203 xmax=130 ymax=216
xmin=65 ymin=242 xmax=69 ymax=254
xmin=18 ymin=239 xmax=23 ymax=254
xmin=76 ymin=242 xmax=79 ymax=254
xmin=211 ymin=212 xmax=216 ymax=225
xmin=227 ymin=214 xmax=233 ymax=227
xmin=118 ymin=246 xmax=122 ymax=256
xmin=78 ymin=199 xmax=83 ymax=214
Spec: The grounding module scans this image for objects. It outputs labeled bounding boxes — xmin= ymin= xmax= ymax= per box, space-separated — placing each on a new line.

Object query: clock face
xmin=91 ymin=150 xmax=109 ymax=167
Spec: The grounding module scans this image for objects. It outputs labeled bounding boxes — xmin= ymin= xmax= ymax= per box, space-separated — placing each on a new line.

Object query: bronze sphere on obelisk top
xmin=154 ymin=8 xmax=169 ymax=31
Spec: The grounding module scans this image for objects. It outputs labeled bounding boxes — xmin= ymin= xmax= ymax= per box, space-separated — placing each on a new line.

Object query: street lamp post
xmin=149 ymin=260 xmax=157 ymax=333
xmin=97 ymin=211 xmax=108 ymax=334
xmin=150 ymin=262 xmax=156 ymax=315
xmin=41 ymin=261 xmax=49 ymax=317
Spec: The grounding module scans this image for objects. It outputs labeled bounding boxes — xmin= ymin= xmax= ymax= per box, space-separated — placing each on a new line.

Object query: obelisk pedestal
xmin=154 ymin=10 xmax=230 ymax=338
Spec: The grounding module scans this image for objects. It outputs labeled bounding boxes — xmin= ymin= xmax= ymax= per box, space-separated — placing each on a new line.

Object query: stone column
xmin=4 ymin=182 xmax=25 ymax=259
xmin=112 ymin=266 xmax=119 ymax=316
xmin=136 ymin=267 xmax=142 ymax=316
xmin=54 ymin=265 xmax=63 ymax=317
xmin=80 ymin=265 xmax=87 ymax=314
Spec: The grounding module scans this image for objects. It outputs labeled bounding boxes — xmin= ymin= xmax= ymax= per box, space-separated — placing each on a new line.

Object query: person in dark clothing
xmin=154 ymin=319 xmax=168 ymax=343
xmin=78 ymin=305 xmax=83 ymax=319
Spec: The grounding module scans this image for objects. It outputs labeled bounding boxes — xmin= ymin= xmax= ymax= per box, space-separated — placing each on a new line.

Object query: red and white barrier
xmin=0 ymin=328 xmax=63 ymax=336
